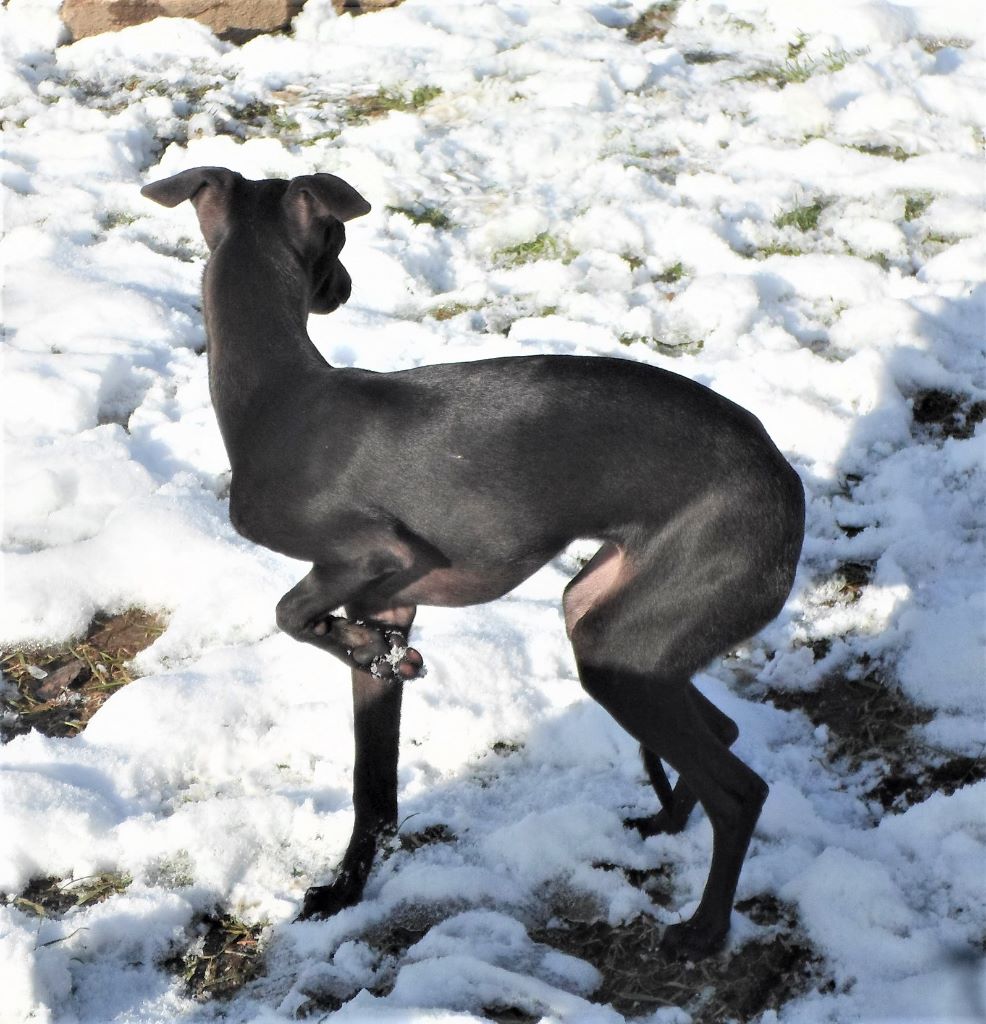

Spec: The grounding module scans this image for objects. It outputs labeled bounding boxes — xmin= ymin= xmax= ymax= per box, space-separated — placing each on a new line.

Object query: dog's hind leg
xmin=631 ymin=690 xmax=740 ymax=837
xmin=563 ymin=521 xmax=792 ymax=960
xmin=579 ymin=662 xmax=766 ymax=959
xmin=299 ymin=603 xmax=415 ymax=920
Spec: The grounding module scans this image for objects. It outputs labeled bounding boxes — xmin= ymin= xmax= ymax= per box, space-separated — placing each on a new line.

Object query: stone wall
xmin=60 ymin=0 xmax=404 ymax=43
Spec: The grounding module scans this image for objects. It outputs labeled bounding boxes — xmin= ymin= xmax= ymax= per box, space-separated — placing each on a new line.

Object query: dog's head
xmin=140 ymin=167 xmax=371 ymax=315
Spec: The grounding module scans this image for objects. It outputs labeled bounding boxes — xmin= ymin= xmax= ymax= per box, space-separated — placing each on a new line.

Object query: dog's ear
xmin=140 ymin=167 xmax=240 ymax=250
xmin=283 ymin=174 xmax=370 ymax=255
xmin=284 ymin=173 xmax=371 ymax=228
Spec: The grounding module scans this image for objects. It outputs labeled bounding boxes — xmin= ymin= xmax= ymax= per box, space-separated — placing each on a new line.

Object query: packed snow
xmin=1 ymin=0 xmax=984 ymax=1020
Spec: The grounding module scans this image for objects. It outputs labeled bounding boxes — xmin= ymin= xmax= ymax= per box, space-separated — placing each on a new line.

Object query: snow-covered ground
xmin=1 ymin=0 xmax=985 ymax=1020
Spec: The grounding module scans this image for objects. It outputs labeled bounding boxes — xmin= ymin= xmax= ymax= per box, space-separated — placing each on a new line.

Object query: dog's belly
xmin=395 ymin=562 xmax=540 ymax=607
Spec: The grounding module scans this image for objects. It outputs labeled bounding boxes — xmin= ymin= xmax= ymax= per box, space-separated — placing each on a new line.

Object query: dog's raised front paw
xmin=310 ymin=618 xmax=425 ymax=679
xmin=369 ymin=632 xmax=424 ymax=681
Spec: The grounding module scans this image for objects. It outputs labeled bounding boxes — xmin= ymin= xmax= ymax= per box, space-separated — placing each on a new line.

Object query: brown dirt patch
xmin=627 ymin=2 xmax=679 ymax=43
xmin=6 ymin=872 xmax=132 ymax=919
xmin=594 ymin=860 xmax=676 ymax=907
xmin=868 ymin=754 xmax=986 ymax=811
xmin=768 ymin=671 xmax=931 ymax=764
xmin=766 ymin=670 xmax=986 ymax=812
xmin=530 ymin=895 xmax=824 ymax=1021
xmin=324 ymin=892 xmax=823 ymax=1022
xmin=332 ymin=0 xmax=404 ymax=12
xmin=911 ymin=389 xmax=986 ymax=440
xmin=165 ymin=912 xmax=267 ymax=1002
xmin=398 ymin=823 xmax=458 ymax=854
xmin=0 ymin=609 xmax=165 ymax=741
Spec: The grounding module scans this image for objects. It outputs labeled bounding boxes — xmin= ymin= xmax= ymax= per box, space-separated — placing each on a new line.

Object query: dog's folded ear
xmin=284 ymin=174 xmax=371 ymax=225
xmin=141 ymin=167 xmax=241 ymax=250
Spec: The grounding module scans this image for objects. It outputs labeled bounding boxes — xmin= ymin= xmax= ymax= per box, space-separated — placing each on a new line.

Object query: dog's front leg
xmin=276 ymin=565 xmax=422 ymax=680
xmin=298 ymin=603 xmax=415 ymax=920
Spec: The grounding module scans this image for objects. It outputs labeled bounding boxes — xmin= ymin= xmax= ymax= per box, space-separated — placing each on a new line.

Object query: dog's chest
xmin=226 ymin=479 xmax=319 ymax=560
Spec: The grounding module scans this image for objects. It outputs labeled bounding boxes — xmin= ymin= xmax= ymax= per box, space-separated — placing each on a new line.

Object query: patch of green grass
xmin=231 ymin=99 xmax=278 ymax=121
xmin=734 ymin=48 xmax=859 ymax=87
xmin=903 ymin=193 xmax=933 ymax=221
xmin=409 ymin=84 xmax=443 ymax=108
xmin=845 ymin=247 xmax=891 ymax=270
xmin=787 ymin=31 xmax=810 ymax=59
xmin=918 ymin=35 xmax=973 ymax=53
xmin=386 ymin=205 xmax=452 ymax=229
xmin=230 ymin=100 xmax=301 ymax=134
xmin=428 ymin=301 xmax=481 ymax=322
xmin=736 ymin=58 xmax=812 ymax=85
xmin=268 ymin=110 xmax=302 ymax=133
xmin=343 ymin=84 xmax=442 ymax=123
xmin=619 ymin=333 xmax=702 ymax=357
xmin=850 ymin=142 xmax=913 ymax=161
xmin=752 ymin=242 xmax=807 ymax=259
xmin=627 ymin=144 xmax=679 ymax=161
xmin=493 ymin=232 xmax=576 ymax=268
xmin=820 ymin=48 xmax=857 ymax=73
xmin=621 ymin=253 xmax=645 ymax=271
xmin=726 ymin=15 xmax=756 ymax=32
xmin=120 ymin=76 xmax=172 ymax=96
xmin=298 ymin=128 xmax=342 ymax=146
xmin=924 ymin=231 xmax=960 ymax=247
xmin=626 ymin=2 xmax=678 ymax=43
xmin=100 ymin=211 xmax=139 ymax=230
xmin=497 ymin=306 xmax=563 ymax=337
xmin=683 ymin=50 xmax=731 ymax=64
xmin=653 ymin=261 xmax=684 ymax=283
xmin=775 ymin=198 xmax=828 ymax=232
xmin=183 ymin=83 xmax=215 ymax=103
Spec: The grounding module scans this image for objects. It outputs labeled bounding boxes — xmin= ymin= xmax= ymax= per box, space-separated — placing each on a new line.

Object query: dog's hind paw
xmin=660 ymin=916 xmax=729 ymax=961
xmin=296 ymin=878 xmax=362 ymax=921
xmin=625 ymin=809 xmax=688 ymax=837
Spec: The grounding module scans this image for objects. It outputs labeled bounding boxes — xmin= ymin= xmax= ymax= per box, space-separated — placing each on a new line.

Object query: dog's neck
xmin=202 ymin=241 xmax=328 ymax=455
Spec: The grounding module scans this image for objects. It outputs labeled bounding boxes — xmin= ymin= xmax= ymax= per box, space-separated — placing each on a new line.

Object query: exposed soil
xmin=768 ymin=671 xmax=932 ymax=764
xmin=868 ymin=754 xmax=986 ymax=811
xmin=766 ymin=670 xmax=986 ymax=812
xmin=331 ymin=0 xmax=404 ymax=13
xmin=530 ymin=894 xmax=824 ymax=1022
xmin=911 ymin=388 xmax=986 ymax=440
xmin=0 ymin=609 xmax=165 ymax=742
xmin=830 ymin=560 xmax=874 ymax=602
xmin=299 ymin=877 xmax=824 ymax=1023
xmin=5 ymin=872 xmax=132 ymax=919
xmin=164 ymin=912 xmax=267 ymax=1002
xmin=627 ymin=2 xmax=678 ymax=44
xmin=594 ymin=860 xmax=676 ymax=908
xmin=398 ymin=823 xmax=458 ymax=854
